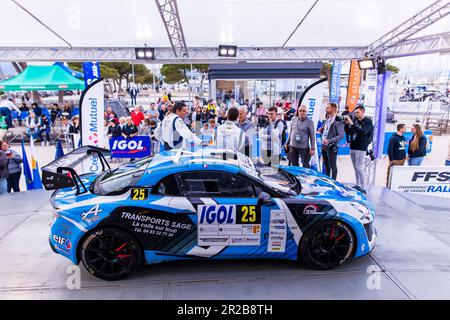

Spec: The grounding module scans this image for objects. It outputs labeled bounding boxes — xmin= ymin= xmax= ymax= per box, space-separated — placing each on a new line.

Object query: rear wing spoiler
xmin=42 ymin=146 xmax=111 ymax=195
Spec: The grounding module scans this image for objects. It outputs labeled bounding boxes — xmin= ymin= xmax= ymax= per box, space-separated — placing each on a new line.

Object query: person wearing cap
xmin=154 ymin=101 xmax=203 ymax=151
xmin=67 ymin=115 xmax=80 ymax=134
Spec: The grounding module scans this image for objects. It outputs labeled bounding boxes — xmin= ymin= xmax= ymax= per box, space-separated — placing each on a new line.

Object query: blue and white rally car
xmin=43 ymin=146 xmax=376 ymax=280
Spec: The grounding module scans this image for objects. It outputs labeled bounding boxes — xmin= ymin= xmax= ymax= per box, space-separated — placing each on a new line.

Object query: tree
xmin=160 ymin=64 xmax=209 ymax=85
xmin=386 ymin=63 xmax=400 ymax=74
xmin=160 ymin=64 xmax=185 ymax=84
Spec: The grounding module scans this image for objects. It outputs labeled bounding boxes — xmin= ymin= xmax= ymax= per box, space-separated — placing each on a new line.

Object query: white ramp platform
xmin=0 ymin=187 xmax=450 ymax=300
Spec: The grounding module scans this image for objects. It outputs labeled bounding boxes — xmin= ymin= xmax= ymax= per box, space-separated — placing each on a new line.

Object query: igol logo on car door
xmin=197 ymin=205 xmax=262 ymax=246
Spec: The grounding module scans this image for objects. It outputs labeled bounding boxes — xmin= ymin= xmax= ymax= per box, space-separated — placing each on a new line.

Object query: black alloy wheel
xmin=299 ymin=220 xmax=355 ymax=270
xmin=81 ymin=228 xmax=142 ymax=281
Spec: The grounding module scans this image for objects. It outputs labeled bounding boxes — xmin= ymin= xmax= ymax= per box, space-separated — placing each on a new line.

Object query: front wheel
xmin=299 ymin=220 xmax=355 ymax=270
xmin=80 ymin=227 xmax=142 ymax=281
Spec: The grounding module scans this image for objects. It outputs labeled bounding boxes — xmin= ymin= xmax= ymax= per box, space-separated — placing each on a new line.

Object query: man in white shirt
xmin=216 ymin=107 xmax=245 ymax=153
xmin=155 ymin=102 xmax=203 ymax=151
xmin=260 ymin=106 xmax=284 ymax=167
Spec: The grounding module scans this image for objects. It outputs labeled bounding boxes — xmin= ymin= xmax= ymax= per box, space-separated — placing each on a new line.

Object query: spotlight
xmin=357 ymin=58 xmax=375 ymax=70
xmin=218 ymin=45 xmax=237 ymax=57
xmin=135 ymin=47 xmax=155 ymax=60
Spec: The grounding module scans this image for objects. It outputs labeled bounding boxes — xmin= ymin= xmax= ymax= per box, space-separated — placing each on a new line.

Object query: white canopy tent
xmin=0 ymin=0 xmax=448 ymax=62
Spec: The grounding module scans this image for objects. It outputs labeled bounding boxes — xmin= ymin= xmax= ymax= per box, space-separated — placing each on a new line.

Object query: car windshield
xmin=243 ymin=160 xmax=300 ymax=196
xmin=92 ymin=157 xmax=152 ymax=195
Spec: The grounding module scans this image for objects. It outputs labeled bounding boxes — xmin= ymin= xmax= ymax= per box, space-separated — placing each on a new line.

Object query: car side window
xmin=177 ymin=171 xmax=255 ymax=198
xmin=152 ymin=174 xmax=181 ymax=196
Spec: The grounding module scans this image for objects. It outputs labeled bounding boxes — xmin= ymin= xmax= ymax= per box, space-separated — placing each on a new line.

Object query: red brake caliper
xmin=115 ymin=242 xmax=132 ymax=259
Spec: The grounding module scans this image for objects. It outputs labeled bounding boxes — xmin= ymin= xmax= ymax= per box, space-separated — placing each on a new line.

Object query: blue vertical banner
xmin=374 ymin=71 xmax=391 ymax=159
xmin=329 ymin=60 xmax=342 ymax=104
xmin=82 ymin=62 xmax=101 ymax=87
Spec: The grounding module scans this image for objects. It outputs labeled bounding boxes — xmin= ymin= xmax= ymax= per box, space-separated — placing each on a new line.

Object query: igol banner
xmin=110 ymin=136 xmax=152 ymax=158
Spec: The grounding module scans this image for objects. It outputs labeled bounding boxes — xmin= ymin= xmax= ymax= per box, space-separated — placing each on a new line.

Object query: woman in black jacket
xmin=408 ymin=124 xmax=427 ymax=166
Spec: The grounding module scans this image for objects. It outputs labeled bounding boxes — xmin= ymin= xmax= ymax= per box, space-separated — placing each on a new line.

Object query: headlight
xmin=350 ymin=202 xmax=370 ymax=218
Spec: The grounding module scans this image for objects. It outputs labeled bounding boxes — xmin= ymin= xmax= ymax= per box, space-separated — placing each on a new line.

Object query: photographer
xmin=344 ymin=105 xmax=374 ymax=193
xmin=318 ymin=103 xmax=344 ymax=180
xmin=260 ymin=106 xmax=283 ymax=167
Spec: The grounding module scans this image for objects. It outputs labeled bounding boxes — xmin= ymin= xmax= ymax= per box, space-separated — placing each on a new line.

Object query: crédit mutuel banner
xmin=299 ymin=78 xmax=327 ymax=170
xmin=389 ymin=166 xmax=450 ymax=198
xmin=346 ymin=60 xmax=361 ymax=112
xmin=79 ymin=78 xmax=105 ymax=173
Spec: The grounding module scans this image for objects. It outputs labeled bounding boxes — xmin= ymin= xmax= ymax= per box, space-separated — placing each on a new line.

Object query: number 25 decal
xmin=241 ymin=205 xmax=256 ymax=223
xmin=131 ymin=188 xmax=148 ymax=200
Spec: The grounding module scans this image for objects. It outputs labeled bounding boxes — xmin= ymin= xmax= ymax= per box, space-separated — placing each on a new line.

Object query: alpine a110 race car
xmin=43 ymin=146 xmax=376 ymax=280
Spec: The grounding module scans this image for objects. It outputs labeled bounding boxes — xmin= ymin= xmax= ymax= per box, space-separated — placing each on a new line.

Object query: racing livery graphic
xmin=44 ymin=146 xmax=376 ymax=280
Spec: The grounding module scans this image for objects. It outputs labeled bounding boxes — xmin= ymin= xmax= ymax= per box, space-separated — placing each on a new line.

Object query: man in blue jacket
xmin=386 ymin=123 xmax=407 ymax=187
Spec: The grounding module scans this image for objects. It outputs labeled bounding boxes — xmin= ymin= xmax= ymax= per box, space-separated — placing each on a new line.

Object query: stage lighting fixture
xmin=218 ymin=45 xmax=237 ymax=57
xmin=135 ymin=47 xmax=155 ymax=60
xmin=357 ymin=58 xmax=375 ymax=70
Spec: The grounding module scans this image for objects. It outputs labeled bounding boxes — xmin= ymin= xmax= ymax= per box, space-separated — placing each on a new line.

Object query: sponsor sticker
xmin=197 ymin=205 xmax=262 ymax=246
xmin=198 ymin=237 xmax=230 ymax=246
xmin=304 ymin=204 xmax=319 ymax=215
xmin=81 ymin=204 xmax=102 ymax=223
xmin=267 ymin=210 xmax=287 ymax=253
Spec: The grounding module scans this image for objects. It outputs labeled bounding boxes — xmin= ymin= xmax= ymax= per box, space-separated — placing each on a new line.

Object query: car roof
xmin=144 ymin=147 xmax=255 ymax=174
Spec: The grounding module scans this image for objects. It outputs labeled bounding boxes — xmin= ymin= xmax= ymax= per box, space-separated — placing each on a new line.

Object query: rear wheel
xmin=80 ymin=227 xmax=142 ymax=281
xmin=299 ymin=220 xmax=355 ymax=270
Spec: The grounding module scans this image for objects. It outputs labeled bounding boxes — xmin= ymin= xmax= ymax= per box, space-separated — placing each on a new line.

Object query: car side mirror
xmin=257 ymin=191 xmax=272 ymax=206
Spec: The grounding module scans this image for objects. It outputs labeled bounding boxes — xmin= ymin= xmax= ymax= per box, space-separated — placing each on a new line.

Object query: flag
xmin=29 ymin=137 xmax=43 ymax=189
xmin=21 ymin=139 xmax=33 ymax=190
xmin=55 ymin=139 xmax=65 ymax=160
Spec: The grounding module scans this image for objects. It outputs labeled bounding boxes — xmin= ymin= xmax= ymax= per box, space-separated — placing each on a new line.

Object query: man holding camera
xmin=260 ymin=106 xmax=283 ymax=167
xmin=319 ymin=103 xmax=344 ymax=180
xmin=344 ymin=105 xmax=374 ymax=193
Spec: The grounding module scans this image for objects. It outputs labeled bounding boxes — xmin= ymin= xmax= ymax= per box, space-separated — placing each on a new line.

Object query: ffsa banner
xmin=110 ymin=136 xmax=151 ymax=158
xmin=389 ymin=166 xmax=450 ymax=198
xmin=299 ymin=78 xmax=327 ymax=169
xmin=79 ymin=78 xmax=105 ymax=172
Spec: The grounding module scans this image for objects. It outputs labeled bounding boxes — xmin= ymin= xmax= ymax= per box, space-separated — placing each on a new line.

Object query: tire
xmin=299 ymin=220 xmax=355 ymax=270
xmin=80 ymin=227 xmax=142 ymax=281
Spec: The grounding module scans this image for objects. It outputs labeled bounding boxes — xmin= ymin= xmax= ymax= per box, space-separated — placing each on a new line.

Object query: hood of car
xmin=281 ymin=166 xmax=366 ymax=202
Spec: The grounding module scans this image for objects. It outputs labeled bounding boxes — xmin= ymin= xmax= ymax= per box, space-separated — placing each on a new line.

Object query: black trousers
xmin=289 ymin=146 xmax=311 ymax=168
xmin=7 ymin=171 xmax=21 ymax=192
xmin=321 ymin=146 xmax=338 ymax=180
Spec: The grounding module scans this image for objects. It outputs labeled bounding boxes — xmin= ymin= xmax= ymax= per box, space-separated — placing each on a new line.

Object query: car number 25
xmin=131 ymin=188 xmax=148 ymax=200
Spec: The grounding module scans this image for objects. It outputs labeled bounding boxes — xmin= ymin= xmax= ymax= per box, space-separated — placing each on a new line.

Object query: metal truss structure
xmin=0 ymin=0 xmax=448 ymax=62
xmin=367 ymin=0 xmax=450 ymax=55
xmin=155 ymin=0 xmax=189 ymax=58
xmin=381 ymin=32 xmax=450 ymax=58
xmin=0 ymin=32 xmax=447 ymax=62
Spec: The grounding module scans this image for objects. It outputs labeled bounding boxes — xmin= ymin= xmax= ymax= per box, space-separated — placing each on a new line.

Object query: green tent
xmin=0 ymin=65 xmax=85 ymax=91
